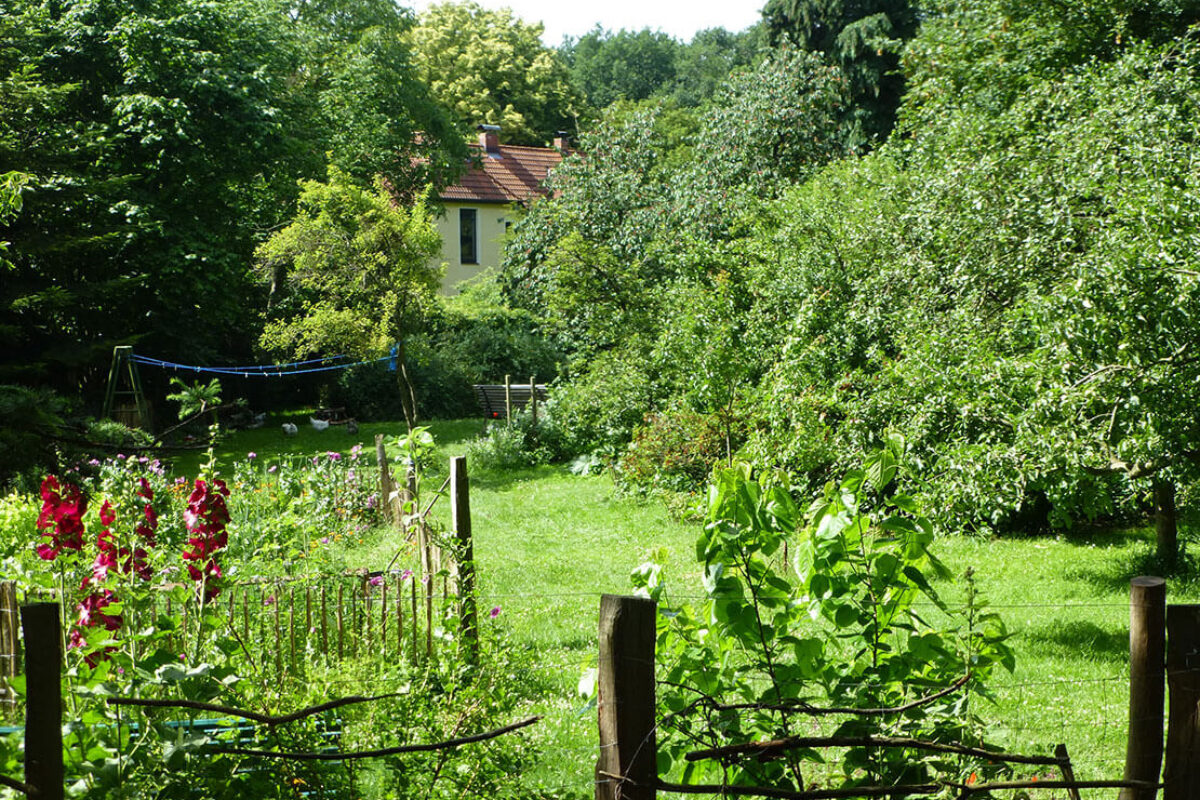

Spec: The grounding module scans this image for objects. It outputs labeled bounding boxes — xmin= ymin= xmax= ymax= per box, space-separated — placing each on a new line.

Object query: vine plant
xmin=633 ymin=436 xmax=1017 ymax=791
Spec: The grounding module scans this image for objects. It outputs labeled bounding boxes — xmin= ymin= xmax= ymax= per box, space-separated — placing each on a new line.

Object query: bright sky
xmin=407 ymin=0 xmax=765 ymax=46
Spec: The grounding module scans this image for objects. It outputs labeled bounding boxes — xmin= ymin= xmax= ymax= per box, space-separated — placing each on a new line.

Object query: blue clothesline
xmin=130 ymin=349 xmax=396 ymax=378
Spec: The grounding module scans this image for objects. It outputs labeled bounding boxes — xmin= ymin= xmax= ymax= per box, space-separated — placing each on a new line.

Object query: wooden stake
xmin=504 ymin=374 xmax=512 ymax=423
xmin=22 ymin=603 xmax=64 ymax=800
xmin=397 ymin=577 xmax=404 ymax=656
xmin=321 ymin=585 xmax=329 ymax=659
xmin=1053 ymin=744 xmax=1082 ymax=800
xmin=529 ymin=374 xmax=537 ymax=425
xmin=596 ymin=594 xmax=657 ymax=800
xmin=289 ymin=585 xmax=296 ymax=676
xmin=1166 ymin=603 xmax=1200 ymax=800
xmin=381 ymin=575 xmax=388 ymax=653
xmin=0 ymin=582 xmax=20 ymax=717
xmin=273 ymin=583 xmax=282 ymax=678
xmin=376 ymin=434 xmax=394 ymax=523
xmin=411 ymin=576 xmax=418 ymax=664
xmin=333 ymin=582 xmax=343 ymax=662
xmin=452 ymin=457 xmax=478 ymax=665
xmin=1123 ymin=576 xmax=1165 ymax=800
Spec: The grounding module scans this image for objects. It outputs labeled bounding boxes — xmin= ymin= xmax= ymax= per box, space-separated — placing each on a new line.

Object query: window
xmin=459 ymin=208 xmax=478 ymax=264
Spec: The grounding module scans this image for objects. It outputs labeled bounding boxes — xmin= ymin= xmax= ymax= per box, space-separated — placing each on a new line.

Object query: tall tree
xmin=761 ymin=0 xmax=917 ymax=144
xmin=257 ymin=168 xmax=442 ymax=431
xmin=405 ymin=1 xmax=581 ymax=146
xmin=561 ymin=27 xmax=680 ymax=110
xmin=0 ymin=0 xmax=459 ymax=399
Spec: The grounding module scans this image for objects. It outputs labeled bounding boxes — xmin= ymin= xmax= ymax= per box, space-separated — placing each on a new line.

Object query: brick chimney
xmin=477 ymin=124 xmax=500 ymax=154
xmin=553 ymin=131 xmax=571 ymax=151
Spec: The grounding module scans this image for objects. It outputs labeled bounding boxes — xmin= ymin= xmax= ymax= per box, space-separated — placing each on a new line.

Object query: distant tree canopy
xmin=762 ymin=0 xmax=918 ymax=145
xmin=405 ymin=1 xmax=581 ymax=146
xmin=0 ymin=0 xmax=461 ymax=398
xmin=560 ymin=24 xmax=764 ymax=112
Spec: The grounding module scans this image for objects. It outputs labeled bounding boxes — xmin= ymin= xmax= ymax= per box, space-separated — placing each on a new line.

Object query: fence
xmin=591 ymin=578 xmax=1200 ymax=800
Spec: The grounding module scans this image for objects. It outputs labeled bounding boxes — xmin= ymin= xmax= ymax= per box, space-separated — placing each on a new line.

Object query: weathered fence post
xmin=376 ymin=434 xmax=395 ymax=523
xmin=21 ymin=602 xmax=64 ymax=800
xmin=0 ymin=582 xmax=20 ymax=717
xmin=529 ymin=375 xmax=538 ymax=426
xmin=596 ymin=594 xmax=656 ymax=800
xmin=451 ymin=456 xmax=478 ymax=665
xmin=504 ymin=374 xmax=512 ymax=423
xmin=1165 ymin=603 xmax=1200 ymax=800
xmin=1122 ymin=576 xmax=1165 ymax=800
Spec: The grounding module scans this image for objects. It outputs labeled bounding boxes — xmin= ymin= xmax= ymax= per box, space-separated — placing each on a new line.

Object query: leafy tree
xmin=762 ymin=0 xmax=918 ymax=144
xmin=0 ymin=0 xmax=459 ymax=400
xmin=405 ymin=1 xmax=581 ymax=145
xmin=561 ymin=26 xmax=680 ymax=110
xmin=668 ymin=25 xmax=766 ymax=107
xmin=256 ymin=168 xmax=442 ymax=430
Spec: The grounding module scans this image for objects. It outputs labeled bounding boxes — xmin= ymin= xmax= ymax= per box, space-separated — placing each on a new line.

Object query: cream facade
xmin=432 ymin=201 xmax=517 ymax=295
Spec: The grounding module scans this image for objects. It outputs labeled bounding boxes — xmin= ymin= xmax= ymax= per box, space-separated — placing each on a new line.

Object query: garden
xmin=0 ymin=411 xmax=1191 ymax=798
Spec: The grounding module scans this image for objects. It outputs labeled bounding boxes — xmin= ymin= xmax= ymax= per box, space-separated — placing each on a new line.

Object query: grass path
xmin=197 ymin=419 xmax=1197 ymax=797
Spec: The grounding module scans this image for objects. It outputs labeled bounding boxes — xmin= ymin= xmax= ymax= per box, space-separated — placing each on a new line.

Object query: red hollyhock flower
xmin=182 ymin=479 xmax=231 ymax=600
xmin=36 ymin=476 xmax=87 ymax=560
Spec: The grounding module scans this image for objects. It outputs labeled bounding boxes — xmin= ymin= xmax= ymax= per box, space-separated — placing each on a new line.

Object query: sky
xmin=406 ymin=0 xmax=766 ymax=46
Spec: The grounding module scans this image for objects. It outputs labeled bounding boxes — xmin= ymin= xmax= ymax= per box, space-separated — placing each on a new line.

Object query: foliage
xmin=616 ymin=411 xmax=738 ymax=498
xmin=635 ymin=443 xmax=1016 ymax=790
xmin=561 ymin=27 xmax=680 ymax=109
xmin=257 ymin=166 xmax=441 ymax=429
xmin=406 ymin=1 xmax=581 ymax=146
xmin=0 ymin=0 xmax=460 ymax=396
xmin=762 ymin=0 xmax=918 ymax=144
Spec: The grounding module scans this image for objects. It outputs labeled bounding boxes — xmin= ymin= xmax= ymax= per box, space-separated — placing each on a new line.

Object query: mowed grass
xmin=185 ymin=418 xmax=1196 ymax=798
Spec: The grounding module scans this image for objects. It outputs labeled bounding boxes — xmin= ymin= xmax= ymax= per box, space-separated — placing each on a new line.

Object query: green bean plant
xmin=633 ymin=436 xmax=1018 ymax=791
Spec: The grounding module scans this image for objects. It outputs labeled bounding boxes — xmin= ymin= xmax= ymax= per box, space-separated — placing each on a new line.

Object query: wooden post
xmin=596 ymin=594 xmax=657 ymax=800
xmin=1123 ymin=576 xmax=1166 ymax=800
xmin=529 ymin=375 xmax=537 ymax=425
xmin=504 ymin=374 xmax=512 ymax=423
xmin=376 ymin=434 xmax=394 ymax=523
xmin=22 ymin=602 xmax=64 ymax=800
xmin=452 ymin=457 xmax=478 ymax=664
xmin=320 ymin=584 xmax=328 ymax=659
xmin=1166 ymin=603 xmax=1200 ymax=800
xmin=0 ymin=582 xmax=21 ymax=717
xmin=1155 ymin=479 xmax=1178 ymax=565
xmin=410 ymin=576 xmax=418 ymax=664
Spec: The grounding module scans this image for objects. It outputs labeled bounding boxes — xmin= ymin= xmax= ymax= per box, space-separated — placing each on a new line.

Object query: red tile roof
xmin=440 ymin=143 xmax=563 ymax=204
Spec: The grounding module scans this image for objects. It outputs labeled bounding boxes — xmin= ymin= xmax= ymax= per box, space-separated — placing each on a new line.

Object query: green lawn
xmin=184 ymin=418 xmax=1193 ymax=798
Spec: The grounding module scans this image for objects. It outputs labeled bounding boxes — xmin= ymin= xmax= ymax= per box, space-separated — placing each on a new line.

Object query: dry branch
xmin=0 ymin=774 xmax=31 ymax=794
xmin=106 ymin=693 xmax=405 ymax=726
xmin=211 ymin=714 xmax=541 ymax=760
xmin=686 ymin=735 xmax=1062 ymax=766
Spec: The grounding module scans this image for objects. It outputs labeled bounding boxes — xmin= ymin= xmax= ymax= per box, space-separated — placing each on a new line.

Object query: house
xmin=431 ymin=124 xmax=568 ymax=294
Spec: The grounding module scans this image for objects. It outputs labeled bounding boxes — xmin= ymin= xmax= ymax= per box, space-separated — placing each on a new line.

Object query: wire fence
xmin=0 ymin=580 xmax=1174 ymax=799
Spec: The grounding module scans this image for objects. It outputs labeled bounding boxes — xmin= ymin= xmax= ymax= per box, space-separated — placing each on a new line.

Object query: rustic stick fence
xmin=593 ymin=577 xmax=1200 ymax=800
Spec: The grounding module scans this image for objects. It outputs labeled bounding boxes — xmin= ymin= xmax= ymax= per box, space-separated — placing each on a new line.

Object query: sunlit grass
xmin=195 ymin=418 xmax=1195 ymax=798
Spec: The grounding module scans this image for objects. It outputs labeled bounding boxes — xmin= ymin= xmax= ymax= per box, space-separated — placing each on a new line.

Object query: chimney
xmin=477 ymin=124 xmax=500 ymax=154
xmin=553 ymin=131 xmax=571 ymax=151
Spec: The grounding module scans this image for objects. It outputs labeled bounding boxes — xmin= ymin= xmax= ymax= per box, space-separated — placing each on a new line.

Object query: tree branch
xmin=106 ymin=693 xmax=407 ymax=726
xmin=210 ymin=714 xmax=541 ymax=760
xmin=686 ymin=734 xmax=1062 ymax=766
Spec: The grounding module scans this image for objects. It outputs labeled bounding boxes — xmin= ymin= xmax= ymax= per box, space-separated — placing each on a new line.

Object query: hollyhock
xmin=35 ymin=476 xmax=87 ymax=560
xmin=182 ymin=479 xmax=231 ymax=600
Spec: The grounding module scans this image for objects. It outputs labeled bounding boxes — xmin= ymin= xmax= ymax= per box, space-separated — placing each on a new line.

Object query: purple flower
xmin=350 ymin=444 xmax=362 ymax=458
xmin=367 ymin=494 xmax=378 ymax=509
xmin=400 ymin=569 xmax=413 ymax=581
xmin=327 ymin=451 xmax=341 ymax=461
xmin=489 ymin=606 xmax=501 ymax=619
xmin=268 ymin=465 xmax=277 ymax=474
xmin=320 ymin=536 xmax=330 ymax=545
xmin=247 ymin=452 xmax=257 ymax=460
xmin=87 ymin=459 xmax=101 ymax=466
xmin=369 ymin=576 xmax=384 ymax=587
xmin=264 ymin=595 xmax=276 ymax=606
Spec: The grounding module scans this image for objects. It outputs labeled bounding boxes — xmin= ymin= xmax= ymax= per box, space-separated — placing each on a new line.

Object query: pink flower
xmin=369 ymin=575 xmax=384 ymax=587
xmin=489 ymin=606 xmax=501 ymax=619
xmin=35 ymin=476 xmax=87 ymax=560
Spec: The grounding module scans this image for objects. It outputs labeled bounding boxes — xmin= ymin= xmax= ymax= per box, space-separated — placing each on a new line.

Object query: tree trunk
xmin=394 ymin=339 xmax=417 ymax=434
xmin=1155 ymin=478 xmax=1178 ymax=564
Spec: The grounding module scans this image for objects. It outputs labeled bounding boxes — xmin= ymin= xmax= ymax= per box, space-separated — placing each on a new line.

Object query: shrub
xmin=616 ymin=410 xmax=739 ymax=497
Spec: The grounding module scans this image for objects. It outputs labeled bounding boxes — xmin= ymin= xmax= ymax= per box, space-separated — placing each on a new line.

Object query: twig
xmin=686 ymin=734 xmax=1062 ymax=766
xmin=606 ymin=773 xmax=939 ymax=799
xmin=0 ymin=774 xmax=31 ymax=794
xmin=954 ymin=779 xmax=1160 ymax=796
xmin=211 ymin=714 xmax=541 ymax=760
xmin=106 ymin=693 xmax=406 ymax=726
xmin=708 ymin=674 xmax=971 ymax=717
